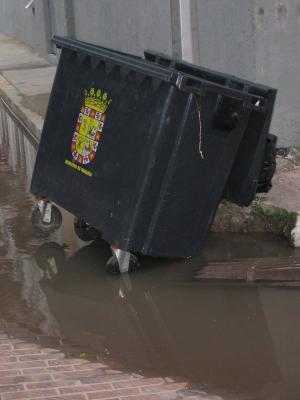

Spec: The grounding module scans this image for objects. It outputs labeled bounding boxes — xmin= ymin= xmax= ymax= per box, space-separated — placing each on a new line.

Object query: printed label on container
xmin=65 ymin=87 xmax=112 ymax=177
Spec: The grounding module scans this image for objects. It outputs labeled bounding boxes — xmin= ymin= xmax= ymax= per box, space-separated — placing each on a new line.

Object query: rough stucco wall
xmin=0 ymin=0 xmax=34 ymax=47
xmin=0 ymin=0 xmax=49 ymax=55
xmin=49 ymin=0 xmax=70 ymax=37
xmin=71 ymin=0 xmax=173 ymax=56
xmin=195 ymin=0 xmax=300 ymax=147
xmin=196 ymin=0 xmax=256 ymax=80
xmin=254 ymin=0 xmax=300 ymax=147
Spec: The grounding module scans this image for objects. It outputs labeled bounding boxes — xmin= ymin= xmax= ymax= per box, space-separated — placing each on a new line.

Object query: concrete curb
xmin=0 ymin=75 xmax=41 ymax=147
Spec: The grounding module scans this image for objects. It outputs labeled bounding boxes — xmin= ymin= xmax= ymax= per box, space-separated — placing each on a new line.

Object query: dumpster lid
xmin=52 ymin=35 xmax=180 ymax=83
xmin=144 ymin=50 xmax=277 ymax=99
xmin=52 ymin=36 xmax=266 ymax=106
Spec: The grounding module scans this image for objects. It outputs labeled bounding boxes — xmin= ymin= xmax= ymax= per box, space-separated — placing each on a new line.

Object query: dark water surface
xmin=1 ymin=112 xmax=300 ymax=400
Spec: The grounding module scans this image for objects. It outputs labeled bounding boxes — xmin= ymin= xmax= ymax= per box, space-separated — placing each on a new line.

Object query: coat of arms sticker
xmin=65 ymin=88 xmax=112 ymax=177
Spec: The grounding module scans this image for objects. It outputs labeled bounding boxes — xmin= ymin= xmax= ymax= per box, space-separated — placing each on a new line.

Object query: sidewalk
xmin=0 ymin=31 xmax=299 ymax=246
xmin=0 ymin=32 xmax=54 ymax=143
xmin=0 ymin=327 xmax=193 ymax=400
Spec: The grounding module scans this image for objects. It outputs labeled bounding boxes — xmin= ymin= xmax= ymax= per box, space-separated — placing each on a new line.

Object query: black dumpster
xmin=56 ymin=39 xmax=278 ymax=206
xmin=30 ymin=36 xmax=273 ymax=272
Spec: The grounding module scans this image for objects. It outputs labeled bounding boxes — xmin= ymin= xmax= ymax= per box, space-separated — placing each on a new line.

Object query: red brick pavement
xmin=0 ymin=331 xmax=211 ymax=400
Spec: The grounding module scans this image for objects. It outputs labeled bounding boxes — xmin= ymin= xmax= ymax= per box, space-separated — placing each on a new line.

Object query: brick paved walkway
xmin=0 ymin=328 xmax=218 ymax=400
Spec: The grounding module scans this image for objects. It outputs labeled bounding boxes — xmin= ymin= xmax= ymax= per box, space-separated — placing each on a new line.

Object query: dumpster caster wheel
xmin=257 ymin=133 xmax=277 ymax=193
xmin=106 ymin=249 xmax=140 ymax=275
xmin=74 ymin=218 xmax=100 ymax=241
xmin=31 ymin=200 xmax=62 ymax=235
xmin=35 ymin=242 xmax=65 ymax=280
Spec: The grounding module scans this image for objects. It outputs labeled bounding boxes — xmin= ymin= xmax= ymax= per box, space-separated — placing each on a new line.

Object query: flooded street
xmin=1 ymin=111 xmax=300 ymax=400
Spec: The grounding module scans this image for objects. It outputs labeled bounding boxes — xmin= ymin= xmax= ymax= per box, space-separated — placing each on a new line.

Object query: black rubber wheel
xmin=257 ymin=133 xmax=277 ymax=193
xmin=35 ymin=242 xmax=66 ymax=279
xmin=73 ymin=218 xmax=100 ymax=241
xmin=31 ymin=204 xmax=62 ymax=235
xmin=105 ymin=253 xmax=140 ymax=275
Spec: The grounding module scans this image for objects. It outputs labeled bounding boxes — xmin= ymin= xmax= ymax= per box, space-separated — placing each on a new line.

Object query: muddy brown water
xmin=1 ymin=111 xmax=300 ymax=400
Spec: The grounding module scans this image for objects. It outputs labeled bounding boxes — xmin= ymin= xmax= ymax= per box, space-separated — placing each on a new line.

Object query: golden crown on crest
xmin=84 ymin=88 xmax=112 ymax=113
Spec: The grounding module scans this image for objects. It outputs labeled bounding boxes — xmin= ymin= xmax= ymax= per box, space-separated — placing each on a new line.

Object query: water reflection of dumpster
xmin=35 ymin=240 xmax=282 ymax=398
xmin=30 ymin=36 xmax=276 ymax=272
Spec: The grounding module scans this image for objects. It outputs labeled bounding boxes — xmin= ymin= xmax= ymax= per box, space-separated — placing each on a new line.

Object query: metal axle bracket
xmin=37 ymin=200 xmax=52 ymax=224
xmin=111 ymin=246 xmax=131 ymax=273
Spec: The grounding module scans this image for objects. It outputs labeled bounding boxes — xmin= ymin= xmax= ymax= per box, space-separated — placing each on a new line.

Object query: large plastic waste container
xmin=57 ymin=39 xmax=278 ymax=205
xmin=30 ymin=36 xmax=275 ymax=273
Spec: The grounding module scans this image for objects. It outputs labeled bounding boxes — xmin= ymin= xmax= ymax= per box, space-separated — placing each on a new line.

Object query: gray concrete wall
xmin=0 ymin=0 xmax=173 ymax=59
xmin=196 ymin=0 xmax=256 ymax=80
xmin=72 ymin=0 xmax=173 ymax=56
xmin=194 ymin=0 xmax=300 ymax=147
xmin=0 ymin=0 xmax=50 ymax=55
xmin=254 ymin=0 xmax=300 ymax=147
xmin=0 ymin=0 xmax=299 ymax=146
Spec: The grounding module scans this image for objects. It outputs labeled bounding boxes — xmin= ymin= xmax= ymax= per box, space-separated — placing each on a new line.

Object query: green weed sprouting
xmin=252 ymin=203 xmax=298 ymax=239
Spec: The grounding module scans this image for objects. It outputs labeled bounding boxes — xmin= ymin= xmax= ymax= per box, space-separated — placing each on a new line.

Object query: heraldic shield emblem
xmin=65 ymin=88 xmax=112 ymax=177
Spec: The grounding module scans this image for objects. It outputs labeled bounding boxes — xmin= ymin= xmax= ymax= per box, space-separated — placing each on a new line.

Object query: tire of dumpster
xmin=73 ymin=218 xmax=100 ymax=241
xmin=35 ymin=242 xmax=66 ymax=279
xmin=31 ymin=204 xmax=62 ymax=235
xmin=105 ymin=254 xmax=140 ymax=275
xmin=257 ymin=133 xmax=277 ymax=193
